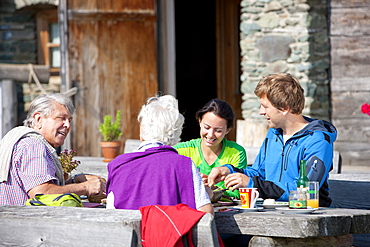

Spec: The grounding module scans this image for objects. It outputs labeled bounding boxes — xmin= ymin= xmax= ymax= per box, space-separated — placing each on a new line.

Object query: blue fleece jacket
xmin=225 ymin=116 xmax=337 ymax=207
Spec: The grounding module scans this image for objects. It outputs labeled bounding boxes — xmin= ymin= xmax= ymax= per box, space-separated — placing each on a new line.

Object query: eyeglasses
xmin=145 ymin=97 xmax=158 ymax=106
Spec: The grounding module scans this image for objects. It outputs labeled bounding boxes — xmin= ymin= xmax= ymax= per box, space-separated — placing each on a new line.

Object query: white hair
xmin=23 ymin=93 xmax=75 ymax=128
xmin=138 ymin=95 xmax=184 ymax=146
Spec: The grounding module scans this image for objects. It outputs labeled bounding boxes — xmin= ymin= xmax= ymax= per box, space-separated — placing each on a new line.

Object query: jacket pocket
xmin=306 ymin=156 xmax=325 ymax=182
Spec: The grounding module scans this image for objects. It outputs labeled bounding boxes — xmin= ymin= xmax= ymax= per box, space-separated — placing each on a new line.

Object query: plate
xmin=276 ymin=207 xmax=317 ymax=214
xmin=261 ymin=202 xmax=289 ymax=209
xmin=231 ymin=206 xmax=263 ymax=212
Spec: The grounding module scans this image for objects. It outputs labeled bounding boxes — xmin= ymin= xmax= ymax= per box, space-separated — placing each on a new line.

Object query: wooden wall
xmin=66 ymin=0 xmax=158 ymax=156
xmin=330 ymin=0 xmax=370 ymax=166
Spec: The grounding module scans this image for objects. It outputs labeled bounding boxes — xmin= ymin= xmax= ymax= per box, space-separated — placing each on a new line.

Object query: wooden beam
xmin=1 ymin=80 xmax=17 ymax=138
xmin=0 ymin=63 xmax=50 ymax=83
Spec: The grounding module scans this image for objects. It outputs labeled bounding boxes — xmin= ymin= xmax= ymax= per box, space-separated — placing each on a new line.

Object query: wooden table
xmin=215 ymin=207 xmax=370 ymax=246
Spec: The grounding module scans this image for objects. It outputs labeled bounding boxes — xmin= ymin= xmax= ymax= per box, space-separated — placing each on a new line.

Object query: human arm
xmin=206 ymin=166 xmax=231 ymax=187
xmin=191 ymin=162 xmax=214 ymax=215
xmin=197 ymin=203 xmax=214 ymax=215
xmin=248 ymin=131 xmax=335 ymax=202
xmin=28 ymin=174 xmax=106 ymax=198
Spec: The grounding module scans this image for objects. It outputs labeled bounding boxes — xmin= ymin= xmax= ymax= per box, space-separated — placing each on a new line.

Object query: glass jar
xmin=289 ymin=190 xmax=307 ymax=209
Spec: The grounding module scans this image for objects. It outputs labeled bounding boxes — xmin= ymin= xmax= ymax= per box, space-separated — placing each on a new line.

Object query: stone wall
xmin=238 ymin=0 xmax=330 ymax=147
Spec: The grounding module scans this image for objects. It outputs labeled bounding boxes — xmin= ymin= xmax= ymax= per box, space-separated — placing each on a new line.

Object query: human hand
xmin=207 ymin=167 xmax=230 ymax=187
xmin=223 ymin=173 xmax=250 ymax=191
xmin=205 ymin=185 xmax=214 ymax=199
xmin=77 ymin=175 xmax=106 ymax=196
xmin=200 ymin=173 xmax=208 ymax=185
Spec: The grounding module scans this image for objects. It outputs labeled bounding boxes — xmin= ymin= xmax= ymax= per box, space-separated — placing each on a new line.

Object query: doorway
xmin=175 ymin=0 xmax=217 ymax=141
xmin=174 ymin=0 xmax=241 ymax=142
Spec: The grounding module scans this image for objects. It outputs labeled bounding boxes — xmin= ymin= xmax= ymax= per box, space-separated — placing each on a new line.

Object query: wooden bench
xmin=0 ymin=205 xmax=220 ymax=247
xmin=124 ymin=139 xmax=141 ymax=153
xmin=329 ymin=173 xmax=370 ymax=210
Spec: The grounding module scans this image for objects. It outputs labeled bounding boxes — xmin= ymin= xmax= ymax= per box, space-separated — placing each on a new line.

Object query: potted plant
xmin=59 ymin=149 xmax=80 ymax=180
xmin=99 ymin=110 xmax=123 ymax=162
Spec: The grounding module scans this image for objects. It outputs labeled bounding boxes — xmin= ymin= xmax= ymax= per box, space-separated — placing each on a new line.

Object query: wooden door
xmin=66 ymin=0 xmax=158 ymax=156
xmin=215 ymin=0 xmax=242 ymax=141
xmin=174 ymin=0 xmax=242 ymax=142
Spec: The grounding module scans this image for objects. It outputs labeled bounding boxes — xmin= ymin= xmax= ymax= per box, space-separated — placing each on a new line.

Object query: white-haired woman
xmin=106 ymin=95 xmax=213 ymax=215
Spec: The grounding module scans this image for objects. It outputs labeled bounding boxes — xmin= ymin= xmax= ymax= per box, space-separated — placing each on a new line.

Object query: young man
xmin=207 ymin=73 xmax=337 ymax=207
xmin=0 ymin=93 xmax=105 ymax=205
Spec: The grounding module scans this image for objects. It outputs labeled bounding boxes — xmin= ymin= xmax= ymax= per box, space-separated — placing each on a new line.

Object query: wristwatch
xmin=71 ymin=174 xmax=79 ymax=183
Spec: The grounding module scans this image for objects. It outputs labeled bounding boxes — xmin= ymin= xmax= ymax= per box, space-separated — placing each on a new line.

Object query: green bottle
xmin=297 ymin=160 xmax=309 ymax=190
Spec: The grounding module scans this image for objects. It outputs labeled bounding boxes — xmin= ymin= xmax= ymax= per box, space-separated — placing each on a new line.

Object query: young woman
xmin=174 ymin=99 xmax=247 ymax=198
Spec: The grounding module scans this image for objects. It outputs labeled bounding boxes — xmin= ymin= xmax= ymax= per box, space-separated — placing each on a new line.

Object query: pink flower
xmin=361 ymin=103 xmax=370 ymax=116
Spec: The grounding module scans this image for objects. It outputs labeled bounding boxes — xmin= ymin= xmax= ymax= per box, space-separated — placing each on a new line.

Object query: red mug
xmin=239 ymin=188 xmax=259 ymax=208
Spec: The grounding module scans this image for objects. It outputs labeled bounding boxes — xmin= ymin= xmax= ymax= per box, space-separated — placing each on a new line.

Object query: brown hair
xmin=254 ymin=73 xmax=305 ymax=114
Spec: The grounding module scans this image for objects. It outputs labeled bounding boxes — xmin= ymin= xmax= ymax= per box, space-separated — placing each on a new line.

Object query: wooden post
xmin=59 ymin=0 xmax=72 ymax=150
xmin=0 ymin=63 xmax=49 ymax=138
xmin=1 ymin=79 xmax=17 ymax=138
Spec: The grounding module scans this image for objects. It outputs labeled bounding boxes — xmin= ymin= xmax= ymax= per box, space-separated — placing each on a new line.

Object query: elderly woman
xmin=106 ymin=95 xmax=213 ymax=215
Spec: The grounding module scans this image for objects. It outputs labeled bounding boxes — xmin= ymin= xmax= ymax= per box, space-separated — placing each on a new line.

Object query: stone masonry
xmin=239 ymin=0 xmax=330 ymax=122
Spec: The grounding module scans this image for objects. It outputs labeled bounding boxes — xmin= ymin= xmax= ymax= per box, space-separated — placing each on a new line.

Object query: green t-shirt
xmin=174 ymin=138 xmax=247 ymax=198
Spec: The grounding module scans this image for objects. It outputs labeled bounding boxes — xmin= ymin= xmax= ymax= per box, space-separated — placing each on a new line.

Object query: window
xmin=36 ymin=8 xmax=60 ymax=74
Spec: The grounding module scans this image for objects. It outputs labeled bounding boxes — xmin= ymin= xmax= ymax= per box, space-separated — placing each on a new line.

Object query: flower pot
xmin=100 ymin=141 xmax=121 ymax=162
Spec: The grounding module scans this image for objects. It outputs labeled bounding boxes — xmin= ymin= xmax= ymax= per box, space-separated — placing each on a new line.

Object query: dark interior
xmin=175 ymin=0 xmax=217 ymax=141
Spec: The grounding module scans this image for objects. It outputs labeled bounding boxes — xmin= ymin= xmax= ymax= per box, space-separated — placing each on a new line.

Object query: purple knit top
xmin=106 ymin=145 xmax=196 ymax=209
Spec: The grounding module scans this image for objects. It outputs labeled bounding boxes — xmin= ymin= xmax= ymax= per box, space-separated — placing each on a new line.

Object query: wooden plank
xmin=0 ymin=205 xmax=220 ymax=247
xmin=331 ymin=92 xmax=370 ymax=118
xmin=334 ymin=142 xmax=370 ymax=166
xmin=68 ymin=10 xmax=156 ymax=21
xmin=0 ymin=206 xmax=141 ymax=246
xmin=330 ymin=77 xmax=370 ymax=92
xmin=330 ymin=0 xmax=370 ymax=8
xmin=1 ymin=80 xmax=17 ymax=138
xmin=329 ymin=178 xmax=370 ymax=209
xmin=0 ymin=63 xmax=50 ymax=83
xmin=330 ymin=7 xmax=370 ymax=36
xmin=330 ymin=37 xmax=370 ymax=64
xmin=68 ymin=0 xmax=155 ymax=12
xmin=68 ymin=0 xmax=158 ymax=157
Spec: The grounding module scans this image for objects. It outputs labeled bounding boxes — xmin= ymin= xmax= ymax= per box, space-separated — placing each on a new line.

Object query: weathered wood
xmin=0 ymin=80 xmax=17 ymax=138
xmin=0 ymin=206 xmax=220 ymax=247
xmin=249 ymin=235 xmax=354 ymax=247
xmin=332 ymin=142 xmax=370 ymax=167
xmin=331 ymin=118 xmax=370 ymax=142
xmin=330 ymin=0 xmax=370 ymax=9
xmin=329 ymin=174 xmax=370 ymax=210
xmin=215 ymin=208 xmax=370 ymax=237
xmin=124 ymin=139 xmax=141 ymax=153
xmin=59 ymin=0 xmax=72 ymax=150
xmin=330 ymin=77 xmax=370 ymax=92
xmin=0 ymin=63 xmax=50 ymax=83
xmin=68 ymin=10 xmax=156 ymax=21
xmin=329 ymin=0 xmax=370 ymax=168
xmin=0 ymin=206 xmax=141 ymax=246
xmin=67 ymin=0 xmax=158 ymax=157
xmin=330 ymin=7 xmax=370 ymax=36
